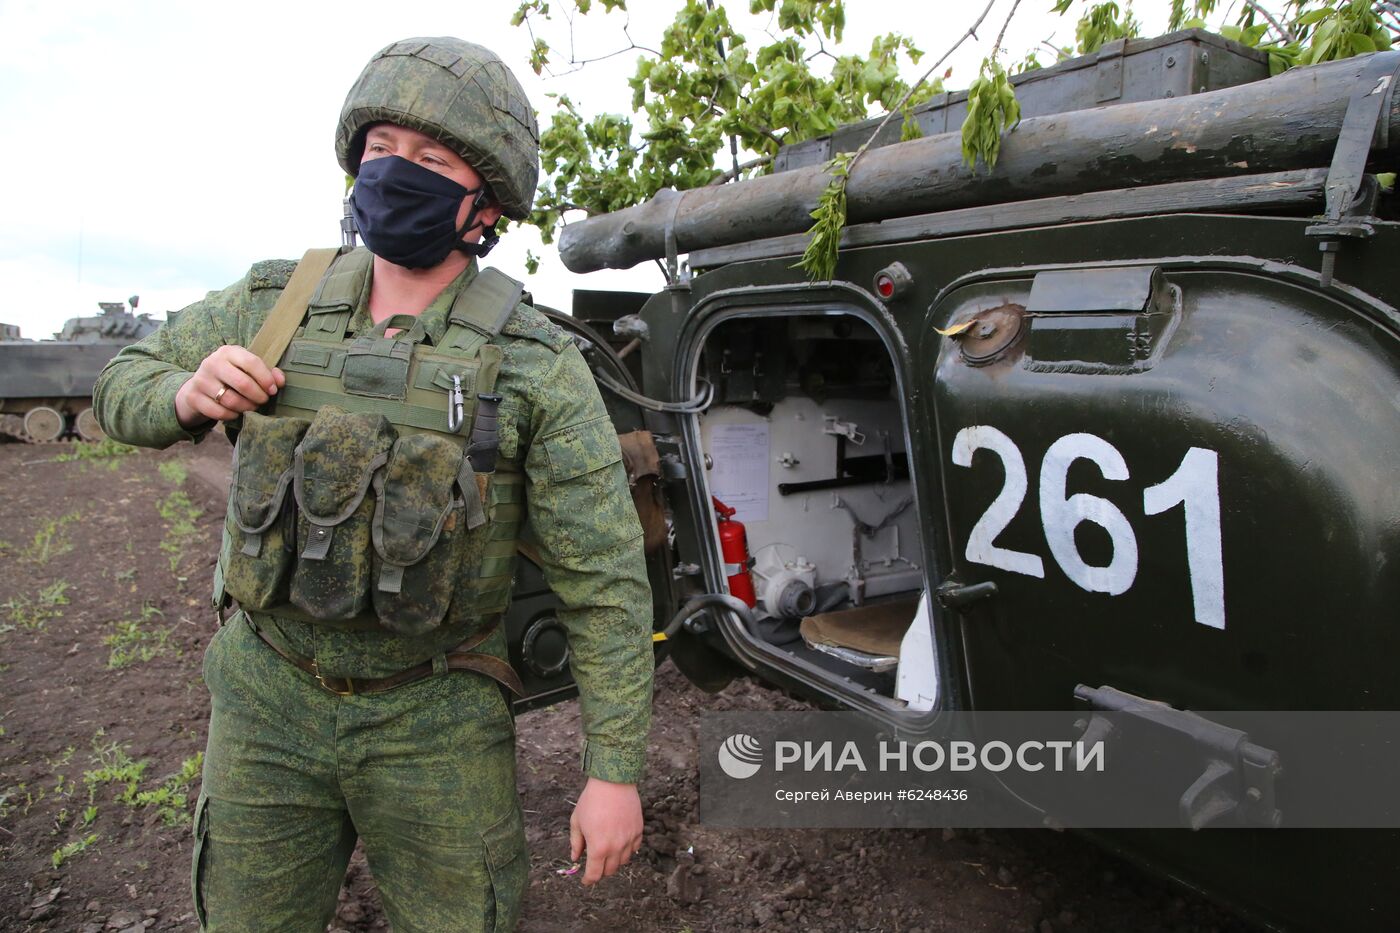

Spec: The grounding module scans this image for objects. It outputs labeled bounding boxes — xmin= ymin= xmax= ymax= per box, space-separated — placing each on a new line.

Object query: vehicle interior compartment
xmin=692 ymin=311 xmax=937 ymax=709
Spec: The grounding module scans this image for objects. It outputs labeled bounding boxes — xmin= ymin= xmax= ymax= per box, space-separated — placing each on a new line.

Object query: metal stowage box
xmin=771 ymin=28 xmax=1271 ymax=173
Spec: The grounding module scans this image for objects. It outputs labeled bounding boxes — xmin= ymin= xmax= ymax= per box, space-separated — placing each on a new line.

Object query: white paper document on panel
xmin=708 ymin=421 xmax=771 ymax=523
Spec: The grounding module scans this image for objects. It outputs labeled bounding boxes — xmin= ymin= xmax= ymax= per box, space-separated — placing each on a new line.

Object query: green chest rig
xmin=219 ymin=248 xmax=527 ymax=636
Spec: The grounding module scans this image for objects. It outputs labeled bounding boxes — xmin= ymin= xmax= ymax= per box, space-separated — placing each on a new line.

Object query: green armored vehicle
xmin=0 ymin=298 xmax=159 ymax=442
xmin=479 ymin=29 xmax=1399 ymax=933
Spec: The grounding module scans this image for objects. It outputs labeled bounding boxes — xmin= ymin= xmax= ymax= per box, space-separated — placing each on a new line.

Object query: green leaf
xmin=797 ymin=152 xmax=854 ymax=282
xmin=1348 ymin=33 xmax=1378 ymax=55
xmin=520 ymin=0 xmax=943 ymax=244
xmin=1168 ymin=0 xmax=1188 ymax=30
xmin=900 ymin=108 xmax=923 ymax=142
xmin=960 ymin=58 xmax=1021 ymax=172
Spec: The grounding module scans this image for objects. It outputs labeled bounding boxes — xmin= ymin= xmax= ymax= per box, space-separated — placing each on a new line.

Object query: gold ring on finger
xmin=213 ymin=385 xmax=229 ymax=404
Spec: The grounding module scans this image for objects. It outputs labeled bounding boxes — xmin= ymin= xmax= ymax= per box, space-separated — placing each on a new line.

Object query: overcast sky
xmin=0 ymin=0 xmax=1170 ymax=338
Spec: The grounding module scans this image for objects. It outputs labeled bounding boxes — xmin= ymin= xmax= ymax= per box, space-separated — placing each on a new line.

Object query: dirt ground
xmin=0 ymin=436 xmax=1258 ymax=933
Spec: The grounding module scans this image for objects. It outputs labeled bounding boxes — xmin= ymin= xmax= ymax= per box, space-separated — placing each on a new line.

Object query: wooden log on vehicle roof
xmin=557 ymin=51 xmax=1400 ymax=274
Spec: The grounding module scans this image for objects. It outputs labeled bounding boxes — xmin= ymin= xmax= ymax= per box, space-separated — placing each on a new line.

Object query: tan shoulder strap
xmin=248 ymin=248 xmax=341 ymax=367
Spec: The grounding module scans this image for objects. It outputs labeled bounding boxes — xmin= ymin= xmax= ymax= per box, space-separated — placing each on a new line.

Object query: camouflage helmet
xmin=337 ymin=37 xmax=540 ymax=220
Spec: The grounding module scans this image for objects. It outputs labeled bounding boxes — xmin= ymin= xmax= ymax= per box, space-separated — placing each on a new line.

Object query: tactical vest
xmin=217 ymin=248 xmax=526 ymax=636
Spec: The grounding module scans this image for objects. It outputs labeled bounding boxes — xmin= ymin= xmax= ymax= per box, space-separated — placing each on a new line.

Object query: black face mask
xmin=350 ymin=155 xmax=498 ymax=268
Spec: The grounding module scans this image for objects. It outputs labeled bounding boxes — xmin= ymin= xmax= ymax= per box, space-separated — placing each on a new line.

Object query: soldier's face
xmin=361 ymin=123 xmax=503 ymax=238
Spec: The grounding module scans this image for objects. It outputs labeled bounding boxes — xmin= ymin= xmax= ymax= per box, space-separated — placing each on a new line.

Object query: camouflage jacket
xmin=93 ymin=255 xmax=653 ymax=784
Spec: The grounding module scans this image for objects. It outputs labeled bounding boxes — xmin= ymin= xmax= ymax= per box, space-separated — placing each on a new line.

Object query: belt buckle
xmin=310 ymin=658 xmax=355 ymax=697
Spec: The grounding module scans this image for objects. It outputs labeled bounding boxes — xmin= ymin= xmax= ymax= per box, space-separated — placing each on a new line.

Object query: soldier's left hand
xmin=570 ymin=777 xmax=643 ymax=885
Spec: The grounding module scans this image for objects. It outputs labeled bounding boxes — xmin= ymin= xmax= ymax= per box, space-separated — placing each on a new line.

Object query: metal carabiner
xmin=447 ymin=374 xmax=466 ymax=433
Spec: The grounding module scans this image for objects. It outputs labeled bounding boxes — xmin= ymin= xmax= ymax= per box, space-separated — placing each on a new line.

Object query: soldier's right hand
xmin=174 ymin=345 xmax=285 ymax=428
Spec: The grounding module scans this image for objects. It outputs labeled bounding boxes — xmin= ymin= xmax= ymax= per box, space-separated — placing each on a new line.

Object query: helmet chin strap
xmin=455 ymin=188 xmax=499 ymax=258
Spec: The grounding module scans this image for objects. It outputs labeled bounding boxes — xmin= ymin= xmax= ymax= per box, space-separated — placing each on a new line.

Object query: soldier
xmin=93 ymin=37 xmax=653 ymax=933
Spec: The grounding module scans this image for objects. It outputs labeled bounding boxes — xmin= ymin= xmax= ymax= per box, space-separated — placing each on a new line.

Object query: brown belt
xmin=245 ymin=616 xmax=525 ymax=698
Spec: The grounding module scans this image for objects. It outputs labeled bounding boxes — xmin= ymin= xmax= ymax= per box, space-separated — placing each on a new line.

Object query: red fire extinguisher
xmin=712 ymin=496 xmax=757 ymax=607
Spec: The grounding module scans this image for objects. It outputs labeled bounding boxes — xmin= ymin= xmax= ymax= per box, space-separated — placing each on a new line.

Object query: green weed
xmin=157 ymin=490 xmax=204 ymax=574
xmin=17 ymin=784 xmax=45 ymax=814
xmin=84 ymin=735 xmax=149 ymax=804
xmin=55 ymin=438 xmax=137 ymax=463
xmin=51 ymin=833 xmax=99 ymax=868
xmin=132 ymin=752 xmax=203 ymax=825
xmin=21 ymin=513 xmax=79 ymax=564
xmin=174 ymin=751 xmax=203 ymax=786
xmin=3 ymin=580 xmax=70 ymax=630
xmin=83 ymin=737 xmax=200 ymax=827
xmin=104 ymin=605 xmax=172 ymax=669
xmin=157 ymin=460 xmax=188 ymax=485
xmin=130 ymin=785 xmax=184 ymax=825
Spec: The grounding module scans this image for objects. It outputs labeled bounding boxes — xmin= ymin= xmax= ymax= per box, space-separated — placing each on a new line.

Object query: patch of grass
xmin=40 ymin=580 xmax=70 ymax=604
xmin=81 ymin=735 xmax=200 ymax=828
xmin=132 ymin=751 xmax=202 ymax=827
xmin=157 ymin=460 xmax=188 ymax=485
xmin=14 ymin=783 xmax=46 ymax=814
xmin=2 ymin=580 xmax=71 ymax=631
xmin=104 ymin=605 xmax=173 ymax=669
xmin=84 ymin=734 xmax=149 ymax=804
xmin=0 ymin=784 xmax=21 ymax=819
xmin=52 ymin=772 xmax=73 ymax=799
xmin=55 ymin=438 xmax=137 ymax=463
xmin=157 ymin=490 xmax=204 ymax=574
xmin=51 ymin=833 xmax=99 ymax=869
xmin=21 ymin=513 xmax=79 ymax=564
xmin=158 ymin=490 xmax=201 ymax=527
xmin=173 ymin=751 xmax=203 ymax=787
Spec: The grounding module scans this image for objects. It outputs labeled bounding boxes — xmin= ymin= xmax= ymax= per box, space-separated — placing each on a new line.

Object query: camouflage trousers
xmin=193 ymin=615 xmax=526 ymax=932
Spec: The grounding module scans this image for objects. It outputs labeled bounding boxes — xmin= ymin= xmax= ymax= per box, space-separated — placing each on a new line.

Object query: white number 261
xmin=951 ymin=426 xmax=1225 ymax=630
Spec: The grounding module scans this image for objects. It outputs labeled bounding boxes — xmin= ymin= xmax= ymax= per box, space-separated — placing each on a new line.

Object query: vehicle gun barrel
xmin=558 ymin=52 xmax=1400 ymax=274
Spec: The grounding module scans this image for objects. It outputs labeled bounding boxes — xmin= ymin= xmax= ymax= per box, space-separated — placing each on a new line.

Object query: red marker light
xmin=872 ymin=262 xmax=911 ymax=301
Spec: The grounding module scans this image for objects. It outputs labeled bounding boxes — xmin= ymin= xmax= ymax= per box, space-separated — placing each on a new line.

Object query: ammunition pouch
xmin=224 ymin=404 xmax=501 ymax=635
xmin=370 ymin=433 xmax=487 ymax=635
xmin=223 ymin=411 xmax=309 ymax=610
xmin=289 ymin=408 xmax=395 ymax=620
xmin=219 ymin=248 xmax=527 ymax=637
